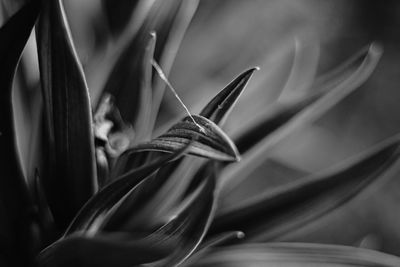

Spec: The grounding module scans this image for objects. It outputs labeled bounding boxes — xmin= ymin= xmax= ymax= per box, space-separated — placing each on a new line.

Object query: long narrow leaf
xmin=37 ymin=232 xmax=176 ymax=267
xmin=99 ymin=32 xmax=155 ymax=143
xmin=131 ymin=115 xmax=240 ymax=161
xmin=0 ymin=2 xmax=39 ymax=266
xmin=220 ymin=43 xmax=383 ymax=194
xmin=37 ymin=0 xmax=97 ymax=229
xmin=200 ymin=67 xmax=258 ymax=126
xmin=212 ymin=135 xmax=400 ymax=241
xmin=65 ymin=145 xmax=188 ymax=235
xmin=185 ymin=243 xmax=400 ymax=267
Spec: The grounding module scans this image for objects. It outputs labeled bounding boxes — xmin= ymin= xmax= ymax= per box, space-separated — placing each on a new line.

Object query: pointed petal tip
xmin=236 ymin=231 xmax=245 ymax=239
xmin=369 ymin=41 xmax=383 ymax=56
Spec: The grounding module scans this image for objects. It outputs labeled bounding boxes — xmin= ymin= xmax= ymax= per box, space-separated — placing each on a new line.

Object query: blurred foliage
xmin=2 ymin=0 xmax=400 ymax=267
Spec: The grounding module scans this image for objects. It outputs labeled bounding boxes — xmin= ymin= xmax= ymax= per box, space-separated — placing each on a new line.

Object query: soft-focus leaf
xmin=233 ymin=43 xmax=382 ymax=154
xmin=153 ymin=172 xmax=217 ymax=266
xmin=33 ymin=172 xmax=57 ymax=246
xmin=200 ymin=67 xmax=258 ymax=126
xmin=37 ymin=232 xmax=176 ymax=267
xmin=94 ymin=163 xmax=217 ymax=266
xmin=212 ymin=135 xmax=400 ymax=241
xmin=185 ymin=243 xmax=400 ymax=267
xmin=276 ymin=38 xmax=320 ymax=102
xmin=100 ymin=158 xmax=205 ymax=232
xmin=36 ymin=0 xmax=97 ymax=229
xmin=101 ymin=0 xmax=140 ymax=36
xmin=99 ymin=32 xmax=155 ymax=144
xmin=234 ymin=95 xmax=320 ymax=154
xmin=0 ymin=2 xmax=39 ymax=266
xmin=220 ymin=43 xmax=383 ymax=194
xmin=131 ymin=115 xmax=240 ymax=161
xmin=65 ymin=146 xmax=188 ymax=235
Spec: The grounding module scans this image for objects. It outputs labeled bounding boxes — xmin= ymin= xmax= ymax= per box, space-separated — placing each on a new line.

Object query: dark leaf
xmin=200 ymin=67 xmax=258 ymax=126
xmin=185 ymin=243 xmax=400 ymax=267
xmin=37 ymin=0 xmax=97 ymax=229
xmin=101 ymin=0 xmax=140 ymax=36
xmin=152 ymin=172 xmax=217 ymax=266
xmin=211 ymin=135 xmax=400 ymax=241
xmin=99 ymin=158 xmax=205 ymax=232
xmin=64 ymin=145 xmax=188 ymax=235
xmin=92 ymin=162 xmax=217 ymax=266
xmin=131 ymin=115 xmax=240 ymax=161
xmin=0 ymin=2 xmax=39 ymax=266
xmin=37 ymin=232 xmax=176 ymax=267
xmin=99 ymin=32 xmax=155 ymax=144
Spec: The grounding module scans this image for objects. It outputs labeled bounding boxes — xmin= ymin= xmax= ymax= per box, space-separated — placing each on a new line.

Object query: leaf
xmin=0 ymin=2 xmax=39 ymax=266
xmin=64 ymin=145 xmax=188 ymax=235
xmin=37 ymin=232 xmax=176 ymax=267
xmin=220 ymin=43 xmax=383 ymax=194
xmin=152 ymin=172 xmax=217 ymax=266
xmin=234 ymin=95 xmax=319 ymax=154
xmin=130 ymin=115 xmax=240 ymax=161
xmin=200 ymin=67 xmax=258 ymax=126
xmin=102 ymin=0 xmax=140 ymax=36
xmin=211 ymin=135 xmax=400 ymax=241
xmin=36 ymin=0 xmax=97 ymax=229
xmin=99 ymin=32 xmax=155 ymax=144
xmin=88 ymin=163 xmax=217 ymax=266
xmin=185 ymin=243 xmax=400 ymax=267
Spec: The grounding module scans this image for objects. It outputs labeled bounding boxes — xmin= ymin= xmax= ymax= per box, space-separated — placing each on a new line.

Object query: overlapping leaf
xmin=211 ymin=135 xmax=400 ymax=241
xmin=36 ymin=0 xmax=97 ymax=229
xmin=37 ymin=232 xmax=176 ymax=267
xmin=130 ymin=115 xmax=240 ymax=161
xmin=64 ymin=146 xmax=188 ymax=235
xmin=0 ymin=2 xmax=39 ymax=266
xmin=220 ymin=43 xmax=383 ymax=194
xmin=185 ymin=243 xmax=400 ymax=267
xmin=200 ymin=67 xmax=258 ymax=126
xmin=99 ymin=31 xmax=155 ymax=144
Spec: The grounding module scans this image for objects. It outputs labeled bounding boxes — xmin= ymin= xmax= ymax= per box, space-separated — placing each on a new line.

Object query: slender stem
xmin=151 ymin=59 xmax=205 ymax=132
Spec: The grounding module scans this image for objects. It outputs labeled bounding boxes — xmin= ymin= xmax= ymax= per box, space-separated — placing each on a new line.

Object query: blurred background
xmin=3 ymin=0 xmax=400 ymax=257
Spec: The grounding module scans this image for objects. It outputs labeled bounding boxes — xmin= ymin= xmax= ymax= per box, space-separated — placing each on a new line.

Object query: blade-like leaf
xmin=152 ymin=172 xmax=217 ymax=266
xmin=99 ymin=32 xmax=155 ymax=144
xmin=220 ymin=43 xmax=383 ymax=194
xmin=102 ymin=0 xmax=140 ymax=36
xmin=233 ymin=43 xmax=382 ymax=154
xmin=211 ymin=135 xmax=400 ymax=241
xmin=92 ymin=163 xmax=217 ymax=266
xmin=131 ymin=115 xmax=240 ymax=161
xmin=200 ymin=67 xmax=258 ymax=126
xmin=99 ymin=158 xmax=205 ymax=232
xmin=37 ymin=232 xmax=176 ymax=267
xmin=36 ymin=0 xmax=97 ymax=229
xmin=64 ymin=145 xmax=188 ymax=235
xmin=0 ymin=2 xmax=39 ymax=266
xmin=234 ymin=95 xmax=320 ymax=154
xmin=185 ymin=243 xmax=400 ymax=267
